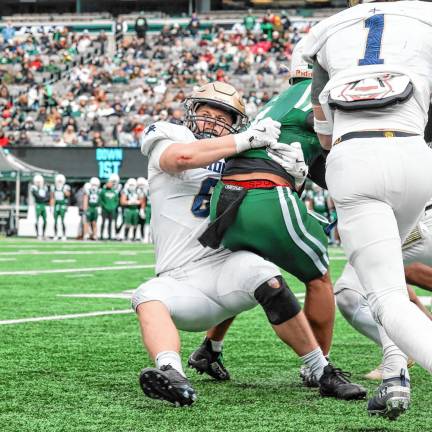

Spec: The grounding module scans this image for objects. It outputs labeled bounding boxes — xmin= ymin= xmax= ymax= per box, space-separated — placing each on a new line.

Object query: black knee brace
xmin=254 ymin=276 xmax=301 ymax=325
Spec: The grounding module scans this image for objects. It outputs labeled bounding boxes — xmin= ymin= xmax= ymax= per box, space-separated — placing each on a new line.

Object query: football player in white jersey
xmin=136 ymin=177 xmax=148 ymax=242
xmin=50 ymin=174 xmax=70 ymax=241
xmin=303 ymin=0 xmax=432 ymax=419
xmin=133 ymin=82 xmax=366 ymax=406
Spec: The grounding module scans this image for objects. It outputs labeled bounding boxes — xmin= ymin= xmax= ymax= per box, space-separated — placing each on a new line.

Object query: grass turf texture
xmin=1 ymin=238 xmax=431 ymax=432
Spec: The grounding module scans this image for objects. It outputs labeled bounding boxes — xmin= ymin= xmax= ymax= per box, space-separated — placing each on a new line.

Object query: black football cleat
xmin=368 ymin=370 xmax=410 ymax=420
xmin=188 ymin=337 xmax=230 ymax=381
xmin=319 ymin=364 xmax=367 ymax=400
xmin=300 ymin=365 xmax=319 ymax=388
xmin=139 ymin=365 xmax=197 ymax=407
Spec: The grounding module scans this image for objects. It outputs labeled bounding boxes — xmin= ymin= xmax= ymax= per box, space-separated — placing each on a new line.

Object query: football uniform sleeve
xmin=141 ymin=121 xmax=195 ymax=173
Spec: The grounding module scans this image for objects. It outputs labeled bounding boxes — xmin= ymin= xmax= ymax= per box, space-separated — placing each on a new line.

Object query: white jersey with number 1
xmin=303 ymin=1 xmax=432 ymax=138
xmin=141 ymin=121 xmax=227 ymax=275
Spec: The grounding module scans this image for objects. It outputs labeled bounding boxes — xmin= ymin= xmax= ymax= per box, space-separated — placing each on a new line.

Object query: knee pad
xmin=254 ymin=276 xmax=301 ymax=325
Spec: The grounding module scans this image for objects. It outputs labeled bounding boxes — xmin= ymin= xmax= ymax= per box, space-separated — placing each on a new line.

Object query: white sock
xmin=300 ymin=347 xmax=328 ymax=380
xmin=377 ymin=325 xmax=409 ymax=381
xmin=155 ymin=351 xmax=185 ymax=377
xmin=210 ymin=339 xmax=223 ymax=352
xmin=378 ymin=294 xmax=432 ymax=373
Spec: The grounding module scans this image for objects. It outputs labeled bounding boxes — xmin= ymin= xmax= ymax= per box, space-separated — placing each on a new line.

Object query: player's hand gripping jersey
xmin=223 ymin=79 xmax=324 ymax=186
xmin=141 ymin=121 xmax=227 ymax=275
xmin=199 ymin=84 xmax=329 ymax=282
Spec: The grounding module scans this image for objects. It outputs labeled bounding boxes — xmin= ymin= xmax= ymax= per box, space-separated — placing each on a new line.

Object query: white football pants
xmin=132 ymin=250 xmax=280 ymax=332
xmin=326 ymin=136 xmax=432 ymax=372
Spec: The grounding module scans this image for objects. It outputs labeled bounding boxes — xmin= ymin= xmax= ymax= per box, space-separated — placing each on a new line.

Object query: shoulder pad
xmin=140 ymin=121 xmax=194 ymax=156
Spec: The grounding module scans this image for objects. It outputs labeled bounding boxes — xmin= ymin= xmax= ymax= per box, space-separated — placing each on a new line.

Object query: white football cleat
xmin=62 ymin=236 xmax=67 ymax=241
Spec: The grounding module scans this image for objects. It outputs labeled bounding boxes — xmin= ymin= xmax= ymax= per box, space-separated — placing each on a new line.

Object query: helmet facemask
xmin=184 ymin=82 xmax=248 ymax=139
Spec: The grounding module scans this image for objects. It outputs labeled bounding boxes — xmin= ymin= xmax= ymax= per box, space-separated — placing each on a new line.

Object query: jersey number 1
xmin=358 ymin=14 xmax=384 ymax=66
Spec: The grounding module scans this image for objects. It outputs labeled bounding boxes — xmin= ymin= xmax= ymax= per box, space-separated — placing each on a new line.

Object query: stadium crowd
xmin=0 ymin=10 xmax=309 ymax=148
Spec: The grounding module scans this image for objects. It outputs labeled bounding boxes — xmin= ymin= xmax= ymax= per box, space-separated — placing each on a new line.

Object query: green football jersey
xmin=31 ymin=185 xmax=50 ymax=204
xmin=51 ymin=185 xmax=70 ymax=205
xmin=100 ymin=187 xmax=119 ymax=212
xmin=235 ymin=79 xmax=320 ymax=167
xmin=87 ymin=188 xmax=100 ymax=207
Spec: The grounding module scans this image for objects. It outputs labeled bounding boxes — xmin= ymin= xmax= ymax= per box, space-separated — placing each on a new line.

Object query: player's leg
xmin=219 ymin=186 xmax=335 ymax=354
xmin=35 ymin=205 xmax=41 ymax=239
xmin=327 ymin=140 xmax=432 ymax=371
xmin=107 ymin=212 xmax=113 ymax=240
xmin=213 ymin=251 xmax=366 ymax=400
xmin=53 ymin=209 xmax=58 ymax=240
xmin=132 ymin=275 xmax=234 ymax=405
xmin=304 ymin=272 xmax=334 ymax=357
xmin=188 ymin=317 xmax=234 ymax=381
xmin=405 ymin=262 xmax=432 ymax=293
xmin=41 ymin=207 xmax=47 ymax=239
xmin=61 ymin=208 xmax=66 ymax=240
xmin=100 ymin=211 xmax=107 ymax=240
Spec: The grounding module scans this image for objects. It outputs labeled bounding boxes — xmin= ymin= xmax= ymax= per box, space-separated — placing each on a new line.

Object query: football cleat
xmin=139 ymin=365 xmax=197 ymax=407
xmin=368 ymin=370 xmax=410 ymax=420
xmin=188 ymin=337 xmax=230 ymax=381
xmin=319 ymin=364 xmax=367 ymax=400
xmin=300 ymin=364 xmax=319 ymax=388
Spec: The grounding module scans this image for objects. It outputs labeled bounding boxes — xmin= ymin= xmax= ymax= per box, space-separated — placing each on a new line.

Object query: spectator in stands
xmin=1 ymin=23 xmax=16 ymax=44
xmin=0 ymin=129 xmax=9 ymax=147
xmin=243 ymin=9 xmax=257 ymax=33
xmin=16 ymin=131 xmax=30 ymax=146
xmin=188 ymin=12 xmax=200 ymax=38
xmin=62 ymin=124 xmax=78 ymax=145
xmin=135 ymin=13 xmax=148 ymax=40
xmin=92 ymin=132 xmax=106 ymax=147
xmin=280 ymin=11 xmax=292 ymax=32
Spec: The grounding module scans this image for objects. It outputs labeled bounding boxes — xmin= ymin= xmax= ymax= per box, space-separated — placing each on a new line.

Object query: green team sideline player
xmin=31 ymin=174 xmax=50 ymax=240
xmin=120 ymin=178 xmax=142 ymax=241
xmin=84 ymin=177 xmax=101 ymax=240
xmin=198 ymin=40 xmax=342 ymax=379
xmin=50 ymin=173 xmax=70 ymax=241
xmin=100 ymin=178 xmax=120 ymax=240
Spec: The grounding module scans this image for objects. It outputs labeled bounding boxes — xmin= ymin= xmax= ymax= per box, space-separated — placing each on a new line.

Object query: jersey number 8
xmin=192 ymin=178 xmax=218 ymax=218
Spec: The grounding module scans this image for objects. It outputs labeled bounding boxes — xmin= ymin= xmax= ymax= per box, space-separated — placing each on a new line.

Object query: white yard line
xmin=52 ymin=259 xmax=77 ymax=263
xmin=0 ymin=264 xmax=154 ymax=276
xmin=0 ymin=309 xmax=134 ymax=326
xmin=0 ymin=250 xmax=153 ymax=256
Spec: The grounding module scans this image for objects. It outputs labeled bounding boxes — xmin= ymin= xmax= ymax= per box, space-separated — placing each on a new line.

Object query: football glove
xmin=267 ymin=142 xmax=308 ymax=190
xmin=139 ymin=208 xmax=146 ymax=219
xmin=234 ymin=117 xmax=281 ymax=153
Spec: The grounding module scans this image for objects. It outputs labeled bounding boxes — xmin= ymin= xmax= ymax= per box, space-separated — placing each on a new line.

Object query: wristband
xmin=314 ymin=118 xmax=333 ymax=136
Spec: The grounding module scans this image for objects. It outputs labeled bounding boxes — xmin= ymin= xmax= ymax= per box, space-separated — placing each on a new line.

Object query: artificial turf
xmin=0 ymin=238 xmax=431 ymax=432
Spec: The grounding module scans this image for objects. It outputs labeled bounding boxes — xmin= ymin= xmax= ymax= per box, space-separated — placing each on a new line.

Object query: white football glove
xmin=139 ymin=208 xmax=146 ymax=219
xmin=267 ymin=142 xmax=309 ymax=190
xmin=234 ymin=117 xmax=281 ymax=153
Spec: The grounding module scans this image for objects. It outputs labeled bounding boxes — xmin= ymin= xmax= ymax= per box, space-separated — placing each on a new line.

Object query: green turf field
xmin=0 ymin=238 xmax=431 ymax=432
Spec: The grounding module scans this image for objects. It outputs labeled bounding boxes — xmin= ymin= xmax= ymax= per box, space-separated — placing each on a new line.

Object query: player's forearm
xmin=160 ymin=135 xmax=237 ymax=173
xmin=313 ymin=105 xmax=332 ymax=151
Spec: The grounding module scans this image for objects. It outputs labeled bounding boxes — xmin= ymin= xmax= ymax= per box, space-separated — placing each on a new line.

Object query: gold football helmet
xmin=185 ymin=82 xmax=248 ymax=138
xmin=347 ymin=0 xmax=394 ymax=6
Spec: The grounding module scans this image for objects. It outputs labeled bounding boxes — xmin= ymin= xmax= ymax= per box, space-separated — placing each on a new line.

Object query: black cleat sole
xmin=139 ymin=368 xmax=196 ymax=407
xmin=369 ymin=397 xmax=410 ymax=421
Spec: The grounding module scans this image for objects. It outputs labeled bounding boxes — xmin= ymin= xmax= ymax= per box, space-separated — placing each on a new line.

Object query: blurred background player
xmin=100 ymin=178 xmax=120 ymax=240
xmin=50 ymin=173 xmax=70 ymax=241
xmin=136 ymin=177 xmax=148 ymax=242
xmin=107 ymin=173 xmax=124 ymax=240
xmin=31 ymin=174 xmax=49 ymax=240
xmin=83 ymin=177 xmax=101 ymax=241
xmin=75 ymin=182 xmax=90 ymax=240
xmin=120 ymin=178 xmax=141 ymax=241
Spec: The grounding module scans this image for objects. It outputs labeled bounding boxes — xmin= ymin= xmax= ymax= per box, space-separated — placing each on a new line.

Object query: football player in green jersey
xmin=120 ymin=178 xmax=142 ymax=241
xmin=50 ymin=173 xmax=70 ymax=241
xmin=31 ymin=174 xmax=50 ymax=240
xmin=100 ymin=178 xmax=120 ymax=240
xmin=194 ymin=40 xmax=347 ymax=386
xmin=83 ymin=177 xmax=101 ymax=240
